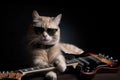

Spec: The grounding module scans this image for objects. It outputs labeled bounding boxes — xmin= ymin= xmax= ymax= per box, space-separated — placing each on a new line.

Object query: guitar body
xmin=0 ymin=52 xmax=119 ymax=80
xmin=74 ymin=53 xmax=119 ymax=76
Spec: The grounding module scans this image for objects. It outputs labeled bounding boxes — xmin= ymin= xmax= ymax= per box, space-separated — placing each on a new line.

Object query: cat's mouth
xmin=42 ymin=39 xmax=49 ymax=41
xmin=41 ymin=38 xmax=51 ymax=42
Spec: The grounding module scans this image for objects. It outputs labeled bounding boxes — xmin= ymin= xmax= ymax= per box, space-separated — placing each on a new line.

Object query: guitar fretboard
xmin=18 ymin=56 xmax=101 ymax=76
xmin=18 ymin=59 xmax=79 ymax=75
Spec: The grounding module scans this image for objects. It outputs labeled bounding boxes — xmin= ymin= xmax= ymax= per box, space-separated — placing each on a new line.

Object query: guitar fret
xmin=33 ymin=67 xmax=40 ymax=70
xmin=21 ymin=69 xmax=28 ymax=72
xmin=87 ymin=56 xmax=101 ymax=63
xmin=27 ymin=68 xmax=34 ymax=71
xmin=78 ymin=60 xmax=85 ymax=66
xmin=66 ymin=59 xmax=78 ymax=63
xmin=48 ymin=64 xmax=53 ymax=67
xmin=44 ymin=65 xmax=50 ymax=68
xmin=38 ymin=66 xmax=44 ymax=69
xmin=66 ymin=59 xmax=85 ymax=66
xmin=78 ymin=57 xmax=90 ymax=65
xmin=20 ymin=64 xmax=54 ymax=73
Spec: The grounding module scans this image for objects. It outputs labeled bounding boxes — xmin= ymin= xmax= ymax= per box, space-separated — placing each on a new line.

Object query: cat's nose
xmin=42 ymin=32 xmax=48 ymax=37
xmin=43 ymin=34 xmax=47 ymax=37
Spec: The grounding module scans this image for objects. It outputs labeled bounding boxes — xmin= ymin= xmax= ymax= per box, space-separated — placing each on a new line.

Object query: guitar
xmin=0 ymin=53 xmax=119 ymax=80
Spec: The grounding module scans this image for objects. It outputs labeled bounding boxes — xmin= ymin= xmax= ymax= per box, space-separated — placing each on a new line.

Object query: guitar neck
xmin=18 ymin=53 xmax=118 ymax=76
xmin=0 ymin=59 xmax=78 ymax=80
xmin=18 ymin=60 xmax=79 ymax=76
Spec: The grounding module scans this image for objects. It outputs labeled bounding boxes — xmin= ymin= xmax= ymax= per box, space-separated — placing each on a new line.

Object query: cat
xmin=27 ymin=10 xmax=84 ymax=80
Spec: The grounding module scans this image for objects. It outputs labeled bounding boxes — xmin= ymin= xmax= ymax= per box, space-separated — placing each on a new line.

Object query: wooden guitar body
xmin=74 ymin=53 xmax=119 ymax=76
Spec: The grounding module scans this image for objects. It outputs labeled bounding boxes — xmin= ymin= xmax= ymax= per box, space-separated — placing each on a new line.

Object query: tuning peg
xmin=108 ymin=57 xmax=113 ymax=61
xmin=105 ymin=55 xmax=109 ymax=59
xmin=110 ymin=57 xmax=113 ymax=60
xmin=98 ymin=53 xmax=106 ymax=58
xmin=2 ymin=71 xmax=5 ymax=74
xmin=98 ymin=53 xmax=101 ymax=55
xmin=102 ymin=54 xmax=105 ymax=58
xmin=6 ymin=71 xmax=9 ymax=74
xmin=98 ymin=53 xmax=103 ymax=57
xmin=114 ymin=59 xmax=118 ymax=62
xmin=10 ymin=71 xmax=14 ymax=73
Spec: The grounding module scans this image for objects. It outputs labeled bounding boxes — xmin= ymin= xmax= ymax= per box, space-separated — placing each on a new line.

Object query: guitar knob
xmin=86 ymin=69 xmax=90 ymax=72
xmin=86 ymin=67 xmax=90 ymax=69
xmin=84 ymin=69 xmax=90 ymax=72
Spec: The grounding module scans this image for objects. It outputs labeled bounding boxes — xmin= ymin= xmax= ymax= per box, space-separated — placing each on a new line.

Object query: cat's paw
xmin=45 ymin=71 xmax=57 ymax=80
xmin=57 ymin=64 xmax=66 ymax=72
xmin=54 ymin=60 xmax=66 ymax=72
xmin=34 ymin=59 xmax=48 ymax=66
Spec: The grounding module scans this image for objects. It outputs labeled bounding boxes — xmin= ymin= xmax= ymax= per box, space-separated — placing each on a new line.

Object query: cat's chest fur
xmin=32 ymin=44 xmax=61 ymax=65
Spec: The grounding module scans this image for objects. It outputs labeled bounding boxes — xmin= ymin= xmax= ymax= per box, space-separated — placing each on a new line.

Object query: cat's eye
xmin=34 ymin=27 xmax=57 ymax=35
xmin=34 ymin=27 xmax=44 ymax=34
xmin=47 ymin=28 xmax=58 ymax=35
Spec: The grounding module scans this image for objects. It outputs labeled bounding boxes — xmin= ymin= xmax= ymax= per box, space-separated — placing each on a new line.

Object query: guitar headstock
xmin=0 ymin=71 xmax=23 ymax=80
xmin=88 ymin=53 xmax=119 ymax=67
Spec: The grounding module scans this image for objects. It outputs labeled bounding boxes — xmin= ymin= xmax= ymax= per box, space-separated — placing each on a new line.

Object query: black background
xmin=1 ymin=2 xmax=120 ymax=71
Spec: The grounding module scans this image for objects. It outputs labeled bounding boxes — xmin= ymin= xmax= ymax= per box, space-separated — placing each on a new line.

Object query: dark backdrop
xmin=1 ymin=3 xmax=120 ymax=71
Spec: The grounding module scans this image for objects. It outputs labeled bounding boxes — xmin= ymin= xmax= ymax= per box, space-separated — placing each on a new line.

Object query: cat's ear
xmin=53 ymin=14 xmax=62 ymax=25
xmin=32 ymin=10 xmax=40 ymax=20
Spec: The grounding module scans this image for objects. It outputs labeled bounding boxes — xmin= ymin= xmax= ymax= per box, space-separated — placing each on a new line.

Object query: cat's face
xmin=29 ymin=10 xmax=62 ymax=45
